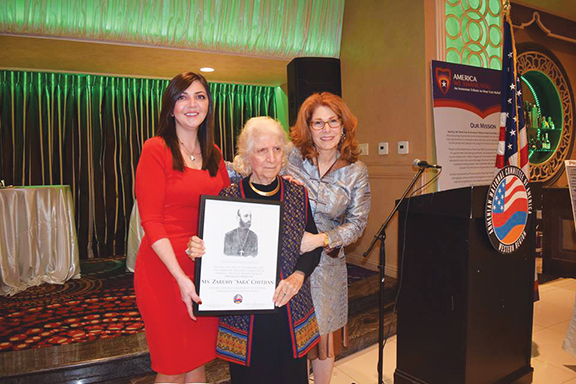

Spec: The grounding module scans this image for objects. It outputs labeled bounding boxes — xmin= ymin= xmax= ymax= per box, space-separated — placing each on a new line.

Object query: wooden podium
xmin=393 ymin=186 xmax=534 ymax=384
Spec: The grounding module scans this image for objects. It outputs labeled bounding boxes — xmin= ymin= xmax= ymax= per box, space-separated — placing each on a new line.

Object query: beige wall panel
xmin=340 ymin=0 xmax=437 ymax=275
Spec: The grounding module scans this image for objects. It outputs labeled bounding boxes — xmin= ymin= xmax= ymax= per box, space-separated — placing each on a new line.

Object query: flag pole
xmin=506 ymin=4 xmax=523 ymax=166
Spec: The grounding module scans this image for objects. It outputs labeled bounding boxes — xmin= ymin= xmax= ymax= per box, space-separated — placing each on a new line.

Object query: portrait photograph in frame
xmin=193 ymin=195 xmax=283 ymax=316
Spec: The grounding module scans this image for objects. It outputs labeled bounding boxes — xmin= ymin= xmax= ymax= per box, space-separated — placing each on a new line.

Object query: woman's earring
xmin=340 ymin=130 xmax=346 ymax=143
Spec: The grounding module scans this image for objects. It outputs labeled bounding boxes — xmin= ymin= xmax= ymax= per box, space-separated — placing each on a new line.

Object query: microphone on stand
xmin=413 ymin=159 xmax=442 ymax=169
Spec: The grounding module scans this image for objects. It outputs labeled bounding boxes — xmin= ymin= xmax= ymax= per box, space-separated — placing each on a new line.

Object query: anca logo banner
xmin=485 ymin=166 xmax=532 ymax=254
xmin=435 ymin=67 xmax=451 ymax=95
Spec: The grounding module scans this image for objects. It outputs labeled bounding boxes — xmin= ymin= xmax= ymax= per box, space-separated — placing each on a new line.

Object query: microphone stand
xmin=363 ymin=166 xmax=425 ymax=384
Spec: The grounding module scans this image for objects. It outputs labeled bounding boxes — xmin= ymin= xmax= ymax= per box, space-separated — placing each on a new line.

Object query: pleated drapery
xmin=212 ymin=83 xmax=278 ymax=160
xmin=0 ymin=0 xmax=344 ymax=59
xmin=0 ymin=70 xmax=279 ymax=259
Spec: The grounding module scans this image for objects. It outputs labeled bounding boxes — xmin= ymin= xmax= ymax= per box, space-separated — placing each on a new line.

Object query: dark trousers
xmin=229 ymin=308 xmax=308 ymax=384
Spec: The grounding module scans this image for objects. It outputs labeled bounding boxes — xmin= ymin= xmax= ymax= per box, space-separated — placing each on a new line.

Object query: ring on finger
xmin=185 ymin=249 xmax=192 ymax=256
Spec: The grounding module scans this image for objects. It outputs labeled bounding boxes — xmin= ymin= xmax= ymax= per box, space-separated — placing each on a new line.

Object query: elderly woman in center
xmin=189 ymin=116 xmax=322 ymax=383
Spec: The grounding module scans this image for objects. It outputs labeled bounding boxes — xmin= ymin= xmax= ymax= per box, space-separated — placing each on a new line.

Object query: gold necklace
xmin=179 ymin=140 xmax=201 ymax=162
xmin=249 ymin=176 xmax=280 ymax=197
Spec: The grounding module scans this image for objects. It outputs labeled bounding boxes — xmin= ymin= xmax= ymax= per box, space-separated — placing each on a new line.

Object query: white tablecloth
xmin=0 ymin=185 xmax=80 ymax=296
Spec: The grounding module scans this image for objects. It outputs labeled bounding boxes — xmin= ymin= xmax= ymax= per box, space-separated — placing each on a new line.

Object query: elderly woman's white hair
xmin=233 ymin=116 xmax=289 ymax=176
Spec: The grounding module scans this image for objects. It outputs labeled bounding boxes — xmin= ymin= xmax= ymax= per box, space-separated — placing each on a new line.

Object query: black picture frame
xmin=193 ymin=195 xmax=283 ymax=316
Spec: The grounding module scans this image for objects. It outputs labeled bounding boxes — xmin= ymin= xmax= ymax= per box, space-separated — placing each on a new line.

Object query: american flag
xmin=495 ymin=13 xmax=538 ymax=300
xmin=495 ymin=15 xmax=529 ymax=178
xmin=493 ymin=176 xmax=529 ymax=244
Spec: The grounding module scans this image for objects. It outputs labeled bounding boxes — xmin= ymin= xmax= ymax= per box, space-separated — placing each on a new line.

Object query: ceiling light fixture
xmin=200 ymin=67 xmax=215 ymax=72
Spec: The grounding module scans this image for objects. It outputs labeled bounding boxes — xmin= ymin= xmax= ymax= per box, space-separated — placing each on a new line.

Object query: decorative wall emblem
xmin=518 ymin=50 xmax=574 ymax=183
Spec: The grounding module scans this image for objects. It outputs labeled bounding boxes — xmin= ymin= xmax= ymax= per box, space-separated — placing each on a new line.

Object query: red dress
xmin=134 ymin=137 xmax=230 ymax=375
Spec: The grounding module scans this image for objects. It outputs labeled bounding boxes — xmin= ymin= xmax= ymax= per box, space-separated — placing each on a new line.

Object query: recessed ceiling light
xmin=200 ymin=67 xmax=214 ymax=72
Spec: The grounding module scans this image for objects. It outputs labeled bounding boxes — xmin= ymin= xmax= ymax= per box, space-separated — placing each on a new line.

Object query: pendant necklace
xmin=236 ymin=229 xmax=251 ymax=256
xmin=179 ymin=140 xmax=201 ymax=163
xmin=316 ymin=153 xmax=338 ymax=179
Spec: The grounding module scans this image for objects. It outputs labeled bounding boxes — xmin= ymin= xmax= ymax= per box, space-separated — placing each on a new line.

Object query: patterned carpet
xmin=0 ymin=257 xmax=142 ymax=352
xmin=0 ymin=257 xmax=376 ymax=353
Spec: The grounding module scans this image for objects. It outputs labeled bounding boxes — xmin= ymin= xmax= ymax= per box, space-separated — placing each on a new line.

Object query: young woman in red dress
xmin=134 ymin=72 xmax=230 ymax=383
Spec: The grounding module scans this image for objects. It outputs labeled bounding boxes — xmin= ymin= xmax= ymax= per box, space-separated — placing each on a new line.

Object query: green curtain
xmin=0 ymin=70 xmax=278 ymax=259
xmin=212 ymin=83 xmax=278 ymax=160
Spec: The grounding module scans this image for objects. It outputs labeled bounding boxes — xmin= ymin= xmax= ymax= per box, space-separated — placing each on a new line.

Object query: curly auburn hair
xmin=290 ymin=92 xmax=360 ymax=163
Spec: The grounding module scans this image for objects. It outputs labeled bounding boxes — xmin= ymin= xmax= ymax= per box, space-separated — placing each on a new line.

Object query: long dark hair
xmin=156 ymin=72 xmax=221 ymax=176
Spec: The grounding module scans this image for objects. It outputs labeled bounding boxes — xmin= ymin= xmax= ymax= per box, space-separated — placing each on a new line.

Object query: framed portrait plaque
xmin=193 ymin=195 xmax=283 ymax=316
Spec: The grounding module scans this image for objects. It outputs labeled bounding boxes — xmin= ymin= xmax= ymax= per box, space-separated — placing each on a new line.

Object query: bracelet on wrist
xmin=323 ymin=233 xmax=330 ymax=248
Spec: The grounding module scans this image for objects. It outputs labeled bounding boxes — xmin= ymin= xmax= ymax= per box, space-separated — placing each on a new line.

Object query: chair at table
xmin=126 ymin=201 xmax=144 ymax=272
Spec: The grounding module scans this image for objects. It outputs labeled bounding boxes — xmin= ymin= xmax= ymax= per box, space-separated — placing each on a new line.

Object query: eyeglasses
xmin=309 ymin=118 xmax=342 ymax=130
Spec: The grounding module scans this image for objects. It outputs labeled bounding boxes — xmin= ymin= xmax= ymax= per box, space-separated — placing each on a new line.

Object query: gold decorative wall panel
xmin=443 ymin=0 xmax=503 ymax=69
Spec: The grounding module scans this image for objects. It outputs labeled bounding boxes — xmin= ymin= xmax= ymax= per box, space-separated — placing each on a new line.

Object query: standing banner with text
xmin=565 ymin=160 xmax=576 ymax=233
xmin=432 ymin=60 xmax=502 ymax=191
